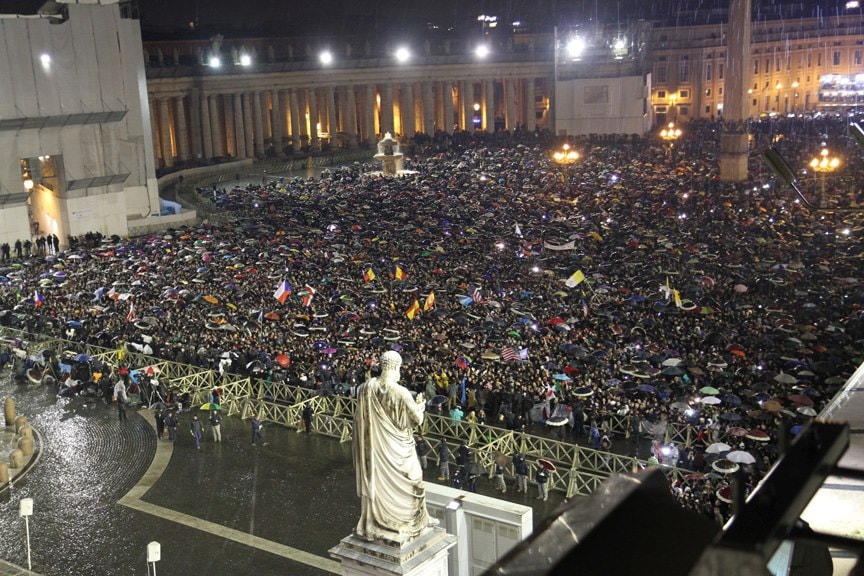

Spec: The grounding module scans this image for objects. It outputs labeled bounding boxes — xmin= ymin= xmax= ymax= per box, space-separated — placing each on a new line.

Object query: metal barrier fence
xmin=0 ymin=327 xmax=693 ymax=498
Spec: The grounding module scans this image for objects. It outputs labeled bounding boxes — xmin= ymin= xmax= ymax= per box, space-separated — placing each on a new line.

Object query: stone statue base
xmin=329 ymin=528 xmax=456 ymax=576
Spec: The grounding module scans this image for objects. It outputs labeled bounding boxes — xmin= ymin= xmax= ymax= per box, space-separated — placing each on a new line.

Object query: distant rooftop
xmin=0 ymin=0 xmax=45 ymax=15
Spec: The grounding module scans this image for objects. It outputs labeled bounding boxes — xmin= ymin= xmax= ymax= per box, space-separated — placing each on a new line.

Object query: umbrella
xmin=762 ymin=400 xmax=783 ymax=412
xmin=200 ymin=402 xmax=222 ymax=411
xmin=466 ymin=461 xmax=485 ymax=477
xmin=143 ymin=365 xmax=161 ymax=376
xmin=704 ymin=472 xmax=723 ymax=481
xmin=734 ymin=284 xmax=748 ymax=293
xmin=716 ymin=486 xmax=733 ymax=503
xmin=699 ymin=386 xmax=720 ymax=395
xmin=661 ymin=366 xmax=685 ymax=376
xmin=670 ymin=401 xmax=691 ymax=412
xmin=773 ymin=373 xmax=797 ymax=384
xmin=571 ymin=386 xmax=594 ymax=398
xmin=711 ymin=459 xmax=740 ymax=474
xmin=75 ymin=353 xmax=92 ymax=363
xmin=661 ymin=357 xmax=684 ymax=367
xmin=636 ymin=384 xmax=656 ymax=393
xmin=427 ymin=395 xmax=448 ymax=406
xmin=700 ymin=396 xmax=721 ymax=405
xmin=796 ymin=406 xmax=817 ymax=416
xmin=788 ymin=394 xmax=813 ymax=407
xmin=746 ymin=429 xmax=771 ymax=442
xmin=553 ymin=373 xmax=571 ymax=381
xmin=720 ymin=412 xmax=742 ymax=422
xmin=203 ymin=295 xmax=219 ymax=304
xmin=493 ymin=451 xmax=513 ymax=468
xmin=726 ymin=450 xmax=756 ymax=464
xmin=721 ymin=394 xmax=742 ymax=406
xmin=537 ymin=458 xmax=557 ymax=472
xmin=684 ymin=473 xmax=705 ymax=481
xmin=275 ymin=354 xmax=291 ymax=368
xmin=705 ymin=442 xmax=732 ymax=454
xmin=726 ymin=427 xmax=749 ymax=437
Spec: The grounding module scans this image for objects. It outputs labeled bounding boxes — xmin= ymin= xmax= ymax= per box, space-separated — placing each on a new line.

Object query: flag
xmin=501 ymin=347 xmax=519 ymax=362
xmin=673 ymin=289 xmax=682 ymax=308
xmin=565 ymin=270 xmax=585 ymax=288
xmin=302 ymin=285 xmax=316 ymax=307
xmin=514 ymin=223 xmax=523 ymax=238
xmin=519 ymin=348 xmax=529 ymax=361
xmin=406 ymin=299 xmax=421 ymax=320
xmin=453 ymin=356 xmax=471 ymax=370
xmin=364 ymin=268 xmax=376 ymax=283
xmin=472 ymin=286 xmax=483 ymax=303
xmin=423 ymin=291 xmax=436 ymax=311
xmin=458 ymin=295 xmax=474 ymax=307
xmin=34 ymin=290 xmax=44 ymax=307
xmin=107 ymin=287 xmax=119 ymax=300
xmin=580 ymin=298 xmax=589 ymax=318
xmin=394 ymin=266 xmax=407 ymax=281
xmin=460 ymin=376 xmax=467 ymax=405
xmin=127 ymin=301 xmax=136 ymax=323
xmin=588 ymin=231 xmax=603 ymax=242
xmin=257 ymin=309 xmax=264 ymax=323
xmin=273 ymin=280 xmax=292 ymax=304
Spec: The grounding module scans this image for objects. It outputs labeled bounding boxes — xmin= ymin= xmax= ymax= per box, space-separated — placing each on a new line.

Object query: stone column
xmin=421 ymin=82 xmax=435 ymax=135
xmin=308 ymin=88 xmax=319 ymax=150
xmin=460 ymin=80 xmax=473 ymax=132
xmin=381 ymin=83 xmax=394 ymax=136
xmin=242 ymin=92 xmax=255 ymax=159
xmin=253 ymin=91 xmax=265 ymax=157
xmin=484 ymin=79 xmax=495 ymax=132
xmin=200 ymin=92 xmax=213 ymax=160
xmin=719 ymin=0 xmax=751 ymax=182
xmin=364 ymin=84 xmax=377 ymax=144
xmin=175 ymin=95 xmax=190 ymax=161
xmin=442 ymin=81 xmax=454 ymax=134
xmin=401 ymin=83 xmax=415 ymax=138
xmin=525 ymin=78 xmax=537 ymax=131
xmin=288 ymin=88 xmax=300 ymax=153
xmin=272 ymin=89 xmax=284 ymax=156
xmin=189 ymin=88 xmax=202 ymax=160
xmin=209 ymin=94 xmax=224 ymax=157
xmin=343 ymin=86 xmax=358 ymax=149
xmin=158 ymin=98 xmax=174 ymax=167
xmin=505 ymin=78 xmax=517 ymax=132
xmin=326 ymin=86 xmax=338 ymax=147
xmin=297 ymin=88 xmax=309 ymax=149
xmin=223 ymin=95 xmax=236 ymax=157
xmin=233 ymin=93 xmax=246 ymax=158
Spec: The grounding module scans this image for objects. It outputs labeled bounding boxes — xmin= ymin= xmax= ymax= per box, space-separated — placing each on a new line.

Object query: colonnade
xmin=149 ymin=76 xmax=547 ymax=167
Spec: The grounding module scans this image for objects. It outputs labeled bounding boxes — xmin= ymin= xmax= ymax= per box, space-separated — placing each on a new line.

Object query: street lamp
xmin=19 ymin=498 xmax=33 ymax=571
xmin=552 ymin=143 xmax=579 ymax=164
xmin=808 ymin=146 xmax=841 ymax=207
xmin=660 ymin=122 xmax=682 ymax=159
xmin=147 ymin=541 xmax=161 ymax=575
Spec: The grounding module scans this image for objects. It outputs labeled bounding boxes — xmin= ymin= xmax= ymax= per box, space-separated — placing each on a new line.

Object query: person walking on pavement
xmin=155 ymin=408 xmax=165 ymax=439
xmin=165 ymin=409 xmax=177 ymax=441
xmin=302 ymin=404 xmax=313 ymax=434
xmin=494 ymin=462 xmax=507 ymax=494
xmin=437 ymin=439 xmax=450 ymax=481
xmin=535 ymin=464 xmax=549 ymax=501
xmin=210 ymin=410 xmax=222 ymax=443
xmin=190 ymin=414 xmax=203 ymax=449
xmin=251 ymin=415 xmax=266 ymax=445
xmin=513 ymin=452 xmax=529 ymax=493
xmin=114 ymin=379 xmax=128 ymax=421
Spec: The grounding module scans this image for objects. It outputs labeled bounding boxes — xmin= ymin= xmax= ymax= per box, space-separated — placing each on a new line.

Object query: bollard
xmin=18 ymin=425 xmax=32 ymax=439
xmin=0 ymin=462 xmax=8 ymax=484
xmin=14 ymin=415 xmax=27 ymax=434
xmin=4 ymin=397 xmax=15 ymax=430
xmin=18 ymin=436 xmax=34 ymax=457
xmin=9 ymin=448 xmax=24 ymax=469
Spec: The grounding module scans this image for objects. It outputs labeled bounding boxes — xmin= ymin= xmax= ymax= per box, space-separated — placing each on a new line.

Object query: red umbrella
xmin=548 ymin=317 xmax=566 ymax=325
xmin=788 ymin=394 xmax=814 ymax=407
xmin=537 ymin=458 xmax=557 ymax=471
xmin=264 ymin=312 xmax=280 ymax=321
xmin=726 ymin=426 xmax=748 ymax=437
xmin=746 ymin=429 xmax=771 ymax=442
xmin=716 ymin=486 xmax=733 ymax=503
xmin=275 ymin=354 xmax=291 ymax=368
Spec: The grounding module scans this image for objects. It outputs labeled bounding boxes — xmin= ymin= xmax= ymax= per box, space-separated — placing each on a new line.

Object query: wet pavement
xmin=0 ymin=372 xmax=566 ymax=575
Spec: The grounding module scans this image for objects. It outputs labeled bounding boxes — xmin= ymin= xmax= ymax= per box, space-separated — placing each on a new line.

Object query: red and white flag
xmin=302 ymin=285 xmax=316 ymax=307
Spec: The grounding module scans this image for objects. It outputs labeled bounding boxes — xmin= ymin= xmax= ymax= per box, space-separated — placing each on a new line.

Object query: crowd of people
xmin=2 ymin=116 xmax=864 ymax=523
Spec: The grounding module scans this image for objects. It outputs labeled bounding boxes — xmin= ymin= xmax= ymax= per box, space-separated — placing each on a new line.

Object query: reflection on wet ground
xmin=0 ymin=374 xmax=565 ymax=575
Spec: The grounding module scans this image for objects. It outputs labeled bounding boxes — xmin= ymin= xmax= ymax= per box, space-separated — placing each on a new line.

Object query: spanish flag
xmin=423 ymin=291 xmax=436 ymax=311
xmin=406 ymin=299 xmax=421 ymax=320
xmin=364 ymin=268 xmax=376 ymax=283
xmin=395 ymin=265 xmax=407 ymax=281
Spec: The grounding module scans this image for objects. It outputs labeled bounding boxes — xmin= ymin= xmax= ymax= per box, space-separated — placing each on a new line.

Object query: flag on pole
xmin=501 ymin=347 xmax=520 ymax=362
xmin=273 ymin=280 xmax=293 ymax=304
xmin=34 ymin=290 xmax=45 ymax=307
xmin=565 ymin=270 xmax=586 ymax=288
xmin=580 ymin=298 xmax=589 ymax=318
xmin=406 ymin=299 xmax=421 ymax=320
xmin=673 ymin=289 xmax=682 ymax=308
xmin=257 ymin=309 xmax=264 ymax=323
xmin=127 ymin=301 xmax=136 ymax=323
xmin=423 ymin=291 xmax=436 ymax=311
xmin=458 ymin=295 xmax=474 ymax=307
xmin=302 ymin=285 xmax=316 ymax=307
xmin=394 ymin=266 xmax=407 ymax=281
xmin=514 ymin=223 xmax=523 ymax=238
xmin=364 ymin=268 xmax=376 ymax=283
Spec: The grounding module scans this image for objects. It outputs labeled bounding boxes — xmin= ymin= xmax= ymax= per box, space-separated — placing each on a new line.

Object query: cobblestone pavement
xmin=0 ymin=373 xmax=565 ymax=576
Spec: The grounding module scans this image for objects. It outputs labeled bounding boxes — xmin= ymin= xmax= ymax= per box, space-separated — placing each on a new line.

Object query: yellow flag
xmin=406 ymin=299 xmax=421 ymax=320
xmin=673 ymin=289 xmax=682 ymax=308
xmin=565 ymin=270 xmax=585 ymax=288
xmin=588 ymin=231 xmax=603 ymax=242
xmin=423 ymin=291 xmax=436 ymax=311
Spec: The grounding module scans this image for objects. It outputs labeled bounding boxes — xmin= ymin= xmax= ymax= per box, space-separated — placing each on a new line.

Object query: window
xmin=705 ymin=88 xmax=712 ymax=96
xmin=765 ymin=96 xmax=770 ymax=109
xmin=754 ymin=59 xmax=759 ymax=74
xmin=658 ymin=90 xmax=666 ymax=98
xmin=719 ymin=87 xmax=723 ymax=95
xmin=705 ymin=105 xmax=711 ymax=114
xmin=656 ymin=65 xmax=667 ymax=83
xmin=680 ymin=90 xmax=689 ymax=99
xmin=807 ymin=52 xmax=812 ymax=67
xmin=752 ymin=98 xmax=757 ymax=106
xmin=679 ymin=106 xmax=689 ymax=116
xmin=719 ymin=63 xmax=724 ymax=79
xmin=775 ymin=56 xmax=781 ymax=72
xmin=833 ymin=51 xmax=841 ymax=66
xmin=817 ymin=52 xmax=822 ymax=66
xmin=856 ymin=50 xmax=863 ymax=66
xmin=765 ymin=58 xmax=770 ymax=73
xmin=679 ymin=56 xmax=689 ymax=82
xmin=706 ymin=63 xmax=713 ymax=81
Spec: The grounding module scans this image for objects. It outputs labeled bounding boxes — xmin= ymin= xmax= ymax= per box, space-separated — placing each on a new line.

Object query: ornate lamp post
xmin=660 ymin=122 xmax=682 ymax=160
xmin=552 ymin=143 xmax=580 ymax=165
xmin=808 ymin=147 xmax=840 ymax=207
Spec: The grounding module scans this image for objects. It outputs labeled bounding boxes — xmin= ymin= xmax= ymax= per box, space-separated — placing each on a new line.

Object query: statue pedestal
xmin=329 ymin=528 xmax=456 ymax=576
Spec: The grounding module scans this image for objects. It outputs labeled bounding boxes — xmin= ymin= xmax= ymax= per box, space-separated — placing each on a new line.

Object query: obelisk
xmin=719 ymin=0 xmax=751 ymax=181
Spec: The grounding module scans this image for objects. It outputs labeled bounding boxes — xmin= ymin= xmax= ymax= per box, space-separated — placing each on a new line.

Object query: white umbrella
xmin=797 ymin=406 xmax=817 ymax=417
xmin=661 ymin=357 xmax=684 ymax=367
xmin=774 ymin=373 xmax=798 ymax=384
xmin=726 ymin=450 xmax=756 ymax=464
xmin=700 ymin=396 xmax=722 ymax=405
xmin=705 ymin=442 xmax=732 ymax=454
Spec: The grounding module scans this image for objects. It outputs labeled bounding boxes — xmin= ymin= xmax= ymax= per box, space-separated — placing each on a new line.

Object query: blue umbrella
xmin=74 ymin=353 xmax=91 ymax=363
xmin=637 ymin=384 xmax=656 ymax=393
xmin=553 ymin=373 xmax=571 ymax=381
xmin=67 ymin=320 xmax=82 ymax=327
